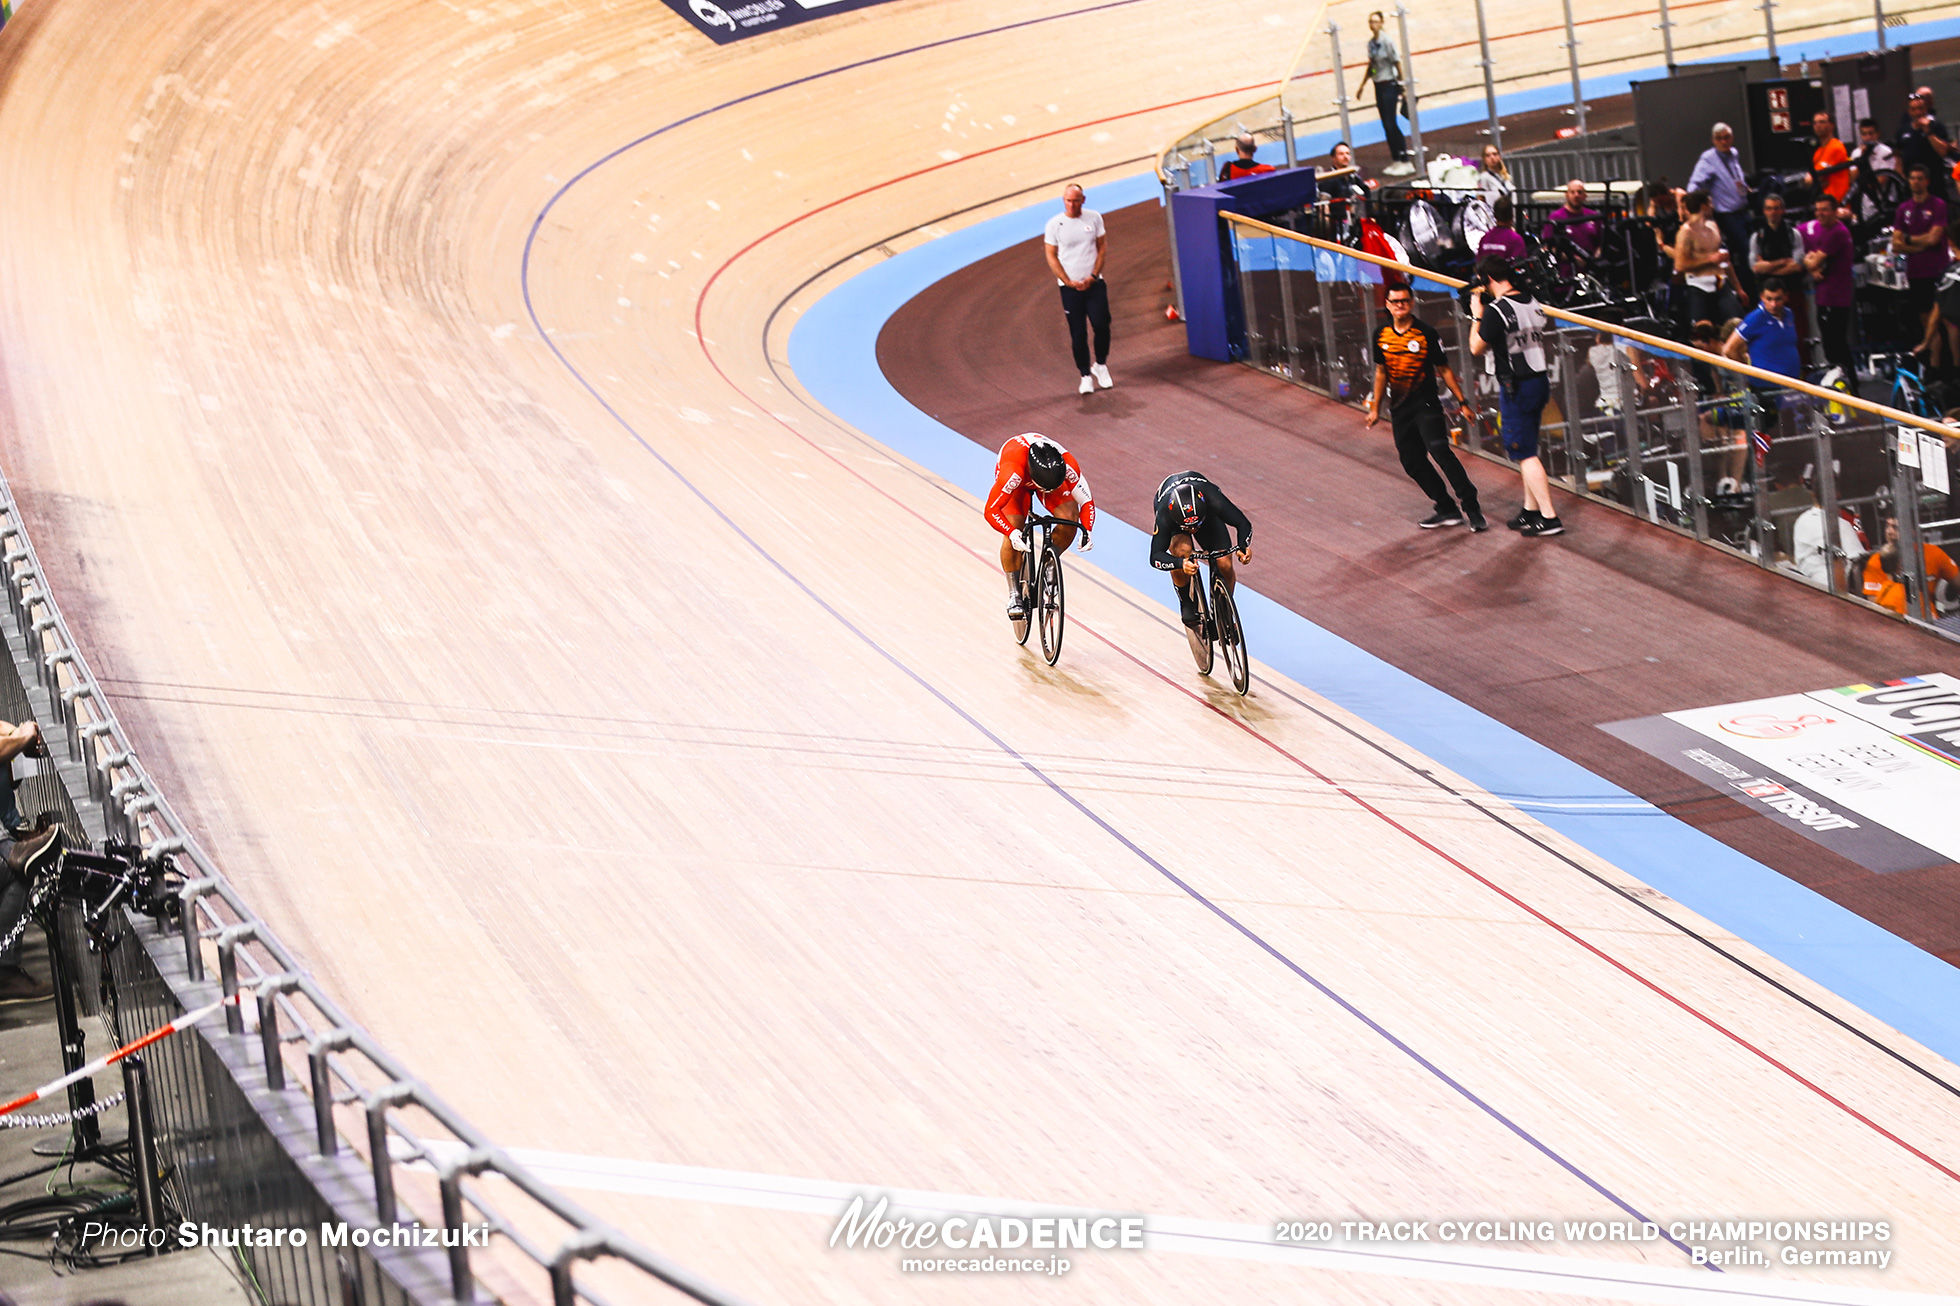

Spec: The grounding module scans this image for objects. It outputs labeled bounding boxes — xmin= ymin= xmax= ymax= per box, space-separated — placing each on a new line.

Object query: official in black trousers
xmin=1366 ymin=283 xmax=1486 ymax=531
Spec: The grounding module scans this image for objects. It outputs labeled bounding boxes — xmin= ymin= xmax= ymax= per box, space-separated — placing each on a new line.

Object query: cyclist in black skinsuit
xmin=1150 ymin=471 xmax=1253 ymax=628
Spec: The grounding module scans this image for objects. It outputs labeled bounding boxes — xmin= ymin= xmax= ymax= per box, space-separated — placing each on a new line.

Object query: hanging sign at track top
xmin=1601 ymin=674 xmax=1960 ymax=874
xmin=660 ymin=0 xmax=904 ymax=44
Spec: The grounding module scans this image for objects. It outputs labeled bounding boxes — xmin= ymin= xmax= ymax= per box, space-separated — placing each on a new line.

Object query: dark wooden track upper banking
xmin=880 ymin=200 xmax=1960 ymax=969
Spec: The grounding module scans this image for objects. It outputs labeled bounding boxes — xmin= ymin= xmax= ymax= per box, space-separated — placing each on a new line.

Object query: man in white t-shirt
xmin=1044 ymin=184 xmax=1112 ymax=395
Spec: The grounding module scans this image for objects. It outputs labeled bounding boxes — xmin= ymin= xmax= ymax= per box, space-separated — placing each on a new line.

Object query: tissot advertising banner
xmin=1602 ymin=674 xmax=1960 ymax=874
xmin=659 ymin=0 xmax=905 ymax=44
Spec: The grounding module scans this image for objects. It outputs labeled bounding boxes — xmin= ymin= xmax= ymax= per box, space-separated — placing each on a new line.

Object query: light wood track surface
xmin=1 ymin=0 xmax=1958 ymax=1301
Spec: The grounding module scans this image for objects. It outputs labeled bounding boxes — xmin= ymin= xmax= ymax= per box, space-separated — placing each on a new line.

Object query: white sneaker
xmin=1078 ymin=375 xmax=1095 ymax=395
xmin=1091 ymin=363 xmax=1113 ymax=389
xmin=1382 ymin=160 xmax=1415 ymax=177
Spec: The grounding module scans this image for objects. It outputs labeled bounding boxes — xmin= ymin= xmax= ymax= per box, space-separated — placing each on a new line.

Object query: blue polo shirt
xmin=1737 ymin=304 xmax=1800 ymax=380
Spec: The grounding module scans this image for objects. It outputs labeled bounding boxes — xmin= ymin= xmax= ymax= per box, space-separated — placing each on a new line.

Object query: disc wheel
xmin=1212 ymin=575 xmax=1249 ymax=695
xmin=1036 ymin=547 xmax=1065 ymax=666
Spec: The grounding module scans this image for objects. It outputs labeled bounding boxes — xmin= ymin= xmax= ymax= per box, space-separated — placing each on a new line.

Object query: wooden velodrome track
xmin=4 ymin=0 xmax=1960 ymax=1301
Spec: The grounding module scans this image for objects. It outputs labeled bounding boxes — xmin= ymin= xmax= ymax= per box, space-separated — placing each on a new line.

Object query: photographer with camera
xmin=1469 ymin=255 xmax=1563 ymax=537
xmin=0 ymin=718 xmax=61 ymax=1004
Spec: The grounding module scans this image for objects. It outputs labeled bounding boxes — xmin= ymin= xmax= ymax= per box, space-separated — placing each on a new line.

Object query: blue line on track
xmin=517 ymin=8 xmax=1699 ymax=1267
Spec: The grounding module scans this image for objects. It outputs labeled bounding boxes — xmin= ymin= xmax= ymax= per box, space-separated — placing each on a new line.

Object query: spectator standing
xmin=1043 ymin=184 xmax=1113 ymax=396
xmin=1852 ymin=118 xmax=1898 ymax=176
xmin=1722 ymin=277 xmax=1801 ymax=491
xmin=1723 ymin=277 xmax=1801 ymax=382
xmin=1365 ymin=283 xmax=1486 ymax=531
xmin=1810 ymin=112 xmax=1851 ymax=202
xmin=1360 ymin=11 xmax=1414 ymax=176
xmin=1639 ymin=183 xmax=1681 ymax=302
xmin=1689 ymin=123 xmax=1754 ymax=294
xmin=1477 ymin=145 xmax=1513 ymax=205
xmin=1749 ymin=193 xmax=1805 ymax=282
xmin=1218 ymin=133 xmax=1274 ymax=182
xmin=1892 ymin=162 xmax=1950 ymax=331
xmin=1541 ymin=179 xmax=1602 ymax=270
xmin=1469 ymin=255 xmax=1563 ymax=536
xmin=1477 ymin=197 xmax=1527 ymax=262
xmin=1895 ymin=98 xmax=1953 ymax=199
xmin=1801 ymin=193 xmax=1857 ymax=379
xmin=1675 ymin=190 xmax=1732 ymax=329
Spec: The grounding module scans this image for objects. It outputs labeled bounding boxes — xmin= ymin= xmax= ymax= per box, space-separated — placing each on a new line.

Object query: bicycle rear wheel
xmin=1185 ymin=579 xmax=1214 ymax=675
xmin=1212 ymin=575 xmax=1249 ymax=695
xmin=1036 ymin=547 xmax=1065 ymax=666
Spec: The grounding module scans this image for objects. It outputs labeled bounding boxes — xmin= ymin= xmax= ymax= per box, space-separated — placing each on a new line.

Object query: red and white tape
xmin=0 ymin=993 xmax=238 ymax=1119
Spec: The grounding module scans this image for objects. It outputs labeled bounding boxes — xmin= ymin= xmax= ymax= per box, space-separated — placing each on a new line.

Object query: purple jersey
xmin=1896 ymin=197 xmax=1951 ymax=280
xmin=1477 ymin=225 xmax=1527 ymax=262
xmin=1800 ymin=218 xmax=1855 ymax=307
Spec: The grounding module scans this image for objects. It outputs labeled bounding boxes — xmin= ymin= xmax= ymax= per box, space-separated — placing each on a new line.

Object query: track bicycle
xmin=1178 ymin=547 xmax=1249 ymax=695
xmin=1008 ymin=513 xmax=1069 ymax=666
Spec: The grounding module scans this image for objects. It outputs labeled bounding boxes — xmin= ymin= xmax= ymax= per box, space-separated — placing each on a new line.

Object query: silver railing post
xmin=1237 ymin=228 xmax=1264 ymax=368
xmin=1281 ymin=107 xmax=1298 ymax=169
xmin=1560 ymin=332 xmax=1588 ymax=491
xmin=1328 ymin=22 xmax=1353 ymax=147
xmin=1895 ymin=431 xmax=1929 ymax=619
xmin=216 ymin=924 xmax=257 ymax=1034
xmin=1876 ymin=0 xmax=1888 ymax=50
xmin=1561 ymin=0 xmax=1587 ymax=160
xmin=1619 ymin=350 xmax=1645 ymax=516
xmin=1318 ymin=274 xmax=1341 ymax=397
xmin=1682 ymin=382 xmax=1711 ymax=540
xmin=441 ymin=1148 xmax=498 ymax=1304
xmin=551 ymin=1231 xmax=609 ymax=1306
xmin=1276 ymin=238 xmax=1302 ymax=379
xmin=1761 ymin=0 xmax=1779 ymax=67
xmin=367 ymin=1083 xmax=416 ymax=1225
xmin=178 ymin=878 xmax=219 ymax=981
xmin=1395 ymin=5 xmax=1425 ymax=175
xmin=257 ymin=974 xmax=301 ymax=1090
xmin=309 ymin=1031 xmax=356 ymax=1156
xmin=1817 ymin=427 xmax=1842 ymax=594
xmin=1658 ymin=0 xmax=1678 ymax=72
xmin=1474 ymin=0 xmax=1502 ymax=150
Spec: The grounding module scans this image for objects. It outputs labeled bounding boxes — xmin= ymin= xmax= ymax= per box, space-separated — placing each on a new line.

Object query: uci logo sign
xmin=690 ymin=0 xmax=736 ymax=31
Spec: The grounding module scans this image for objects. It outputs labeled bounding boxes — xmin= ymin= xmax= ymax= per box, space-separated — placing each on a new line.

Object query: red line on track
xmin=668 ymin=88 xmax=1960 ymax=1187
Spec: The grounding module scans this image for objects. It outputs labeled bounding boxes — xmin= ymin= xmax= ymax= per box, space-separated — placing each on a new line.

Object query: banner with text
xmin=658 ymin=0 xmax=906 ymax=44
xmin=1601 ymin=674 xmax=1960 ymax=874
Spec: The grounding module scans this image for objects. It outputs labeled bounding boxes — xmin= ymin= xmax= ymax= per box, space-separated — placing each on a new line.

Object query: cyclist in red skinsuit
xmin=985 ymin=433 xmax=1095 ymax=619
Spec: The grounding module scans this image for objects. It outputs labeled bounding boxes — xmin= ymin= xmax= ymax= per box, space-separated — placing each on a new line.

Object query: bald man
xmin=1044 ymin=184 xmax=1113 ymax=395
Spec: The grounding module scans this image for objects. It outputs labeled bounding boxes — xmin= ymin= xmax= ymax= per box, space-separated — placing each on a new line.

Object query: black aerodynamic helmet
xmin=1170 ymin=480 xmax=1203 ymax=530
xmin=1023 ymin=435 xmax=1068 ymax=492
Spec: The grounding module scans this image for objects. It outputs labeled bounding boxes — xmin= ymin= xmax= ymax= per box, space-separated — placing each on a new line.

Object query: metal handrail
xmin=0 ymin=474 xmax=752 ymax=1306
xmin=1220 ymin=209 xmax=1959 ymax=441
xmin=1156 ymin=0 xmax=1960 ymax=187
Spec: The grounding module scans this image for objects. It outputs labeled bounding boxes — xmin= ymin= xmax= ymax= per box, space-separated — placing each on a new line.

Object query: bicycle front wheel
xmin=1037 ymin=547 xmax=1065 ymax=666
xmin=1212 ymin=575 xmax=1249 ymax=695
xmin=1012 ymin=557 xmax=1033 ymax=646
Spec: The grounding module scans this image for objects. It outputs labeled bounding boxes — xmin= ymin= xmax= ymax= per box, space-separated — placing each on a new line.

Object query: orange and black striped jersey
xmin=1372 ymin=319 xmax=1444 ymax=412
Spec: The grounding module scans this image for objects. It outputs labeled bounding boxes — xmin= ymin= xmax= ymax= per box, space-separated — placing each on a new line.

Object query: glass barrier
xmin=1223 ymin=212 xmax=1960 ymax=643
xmin=1164 ymin=0 xmax=1919 ymax=189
